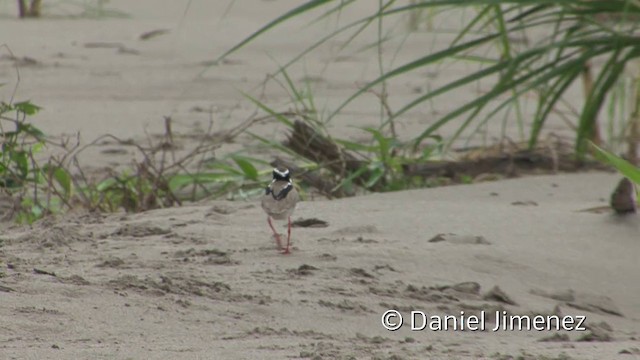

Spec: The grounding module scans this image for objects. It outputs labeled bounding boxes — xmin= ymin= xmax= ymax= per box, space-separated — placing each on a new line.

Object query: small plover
xmin=261 ymin=167 xmax=299 ymax=254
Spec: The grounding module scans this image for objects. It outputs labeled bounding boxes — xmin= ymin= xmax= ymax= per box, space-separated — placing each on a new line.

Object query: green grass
xmin=216 ymin=0 xmax=640 ymax=159
xmin=0 ymin=97 xmax=278 ymax=223
xmin=592 ymin=142 xmax=640 ymax=184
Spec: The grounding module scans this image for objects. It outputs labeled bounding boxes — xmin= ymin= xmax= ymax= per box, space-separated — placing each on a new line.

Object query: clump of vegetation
xmin=0 ymin=97 xmax=271 ymax=223
xmin=244 ymin=78 xmax=448 ymax=196
xmin=212 ymin=0 xmax=640 ymax=195
xmin=221 ymin=0 xmax=640 ymax=154
xmin=71 ymin=117 xmax=268 ymax=213
xmin=0 ymin=100 xmax=70 ymax=223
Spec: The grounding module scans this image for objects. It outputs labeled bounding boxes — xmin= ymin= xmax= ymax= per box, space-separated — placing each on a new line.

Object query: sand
xmin=0 ymin=1 xmax=638 ymax=359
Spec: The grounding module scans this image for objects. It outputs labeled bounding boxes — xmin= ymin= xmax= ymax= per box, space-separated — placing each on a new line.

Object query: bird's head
xmin=272 ymin=167 xmax=291 ymax=182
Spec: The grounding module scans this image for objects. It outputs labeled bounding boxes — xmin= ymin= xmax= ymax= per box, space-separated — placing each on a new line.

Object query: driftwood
xmin=403 ymin=146 xmax=608 ymax=180
xmin=283 ymin=120 xmax=385 ymax=191
xmin=403 ymin=151 xmax=565 ymax=179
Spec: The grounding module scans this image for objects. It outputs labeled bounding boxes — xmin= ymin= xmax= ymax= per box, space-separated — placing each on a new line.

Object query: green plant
xmin=0 ymin=100 xmax=74 ymax=223
xmin=243 ymin=76 xmax=448 ymax=195
xmin=0 ymin=101 xmax=44 ymax=189
xmin=177 ymin=154 xmax=271 ymax=200
xmin=0 ymin=96 xmax=275 ymax=221
xmin=335 ymin=126 xmax=444 ymax=191
xmin=70 ymin=120 xmax=269 ymax=212
xmin=591 ymin=142 xmax=640 ymax=184
xmin=217 ymin=0 xmax=640 ymax=160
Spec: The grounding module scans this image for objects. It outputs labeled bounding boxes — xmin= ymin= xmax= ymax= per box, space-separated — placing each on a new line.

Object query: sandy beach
xmin=0 ymin=1 xmax=638 ymax=359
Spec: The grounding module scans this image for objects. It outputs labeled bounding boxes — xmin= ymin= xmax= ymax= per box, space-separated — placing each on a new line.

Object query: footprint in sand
xmin=332 ymin=225 xmax=379 ymax=235
xmin=112 ymin=222 xmax=172 ymax=238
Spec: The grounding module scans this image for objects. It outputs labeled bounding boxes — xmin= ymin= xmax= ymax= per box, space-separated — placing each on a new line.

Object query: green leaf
xmin=53 ymin=167 xmax=72 ymax=198
xmin=577 ymin=48 xmax=640 ymax=156
xmin=364 ymin=166 xmax=385 ymax=189
xmin=591 ymin=143 xmax=640 ymax=185
xmin=247 ymin=131 xmax=300 ymax=157
xmin=206 ymin=161 xmax=244 ymax=176
xmin=11 ymin=151 xmax=29 ymax=179
xmin=232 ymin=156 xmax=259 ymax=181
xmin=334 ymin=138 xmax=376 ymax=152
xmin=31 ymin=141 xmax=45 ymax=154
xmin=17 ymin=123 xmax=46 ymax=140
xmin=168 ymin=175 xmax=196 ymax=192
xmin=528 ymin=66 xmax=582 ymax=149
xmin=362 ymin=127 xmax=391 ymax=162
xmin=168 ymin=173 xmax=240 ymax=192
xmin=96 ymin=178 xmax=119 ymax=192
xmin=30 ymin=204 xmax=43 ymax=219
xmin=243 ymin=93 xmax=294 ymax=127
xmin=333 ymin=165 xmax=370 ymax=192
xmin=13 ymin=101 xmax=41 ymax=116
xmin=280 ymin=67 xmax=306 ymax=105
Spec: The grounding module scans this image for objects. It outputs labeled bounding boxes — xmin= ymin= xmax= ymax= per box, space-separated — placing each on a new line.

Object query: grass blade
xmin=215 ymin=0 xmax=333 ymax=63
xmin=232 ymin=156 xmax=259 ymax=181
xmin=328 ymin=32 xmax=501 ymax=120
xmin=243 ymin=92 xmax=294 ymax=128
xmin=592 ymin=142 xmax=640 ymax=184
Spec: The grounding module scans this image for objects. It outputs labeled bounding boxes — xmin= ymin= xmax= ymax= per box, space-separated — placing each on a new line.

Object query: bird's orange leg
xmin=267 ymin=217 xmax=283 ymax=250
xmin=282 ymin=216 xmax=292 ymax=255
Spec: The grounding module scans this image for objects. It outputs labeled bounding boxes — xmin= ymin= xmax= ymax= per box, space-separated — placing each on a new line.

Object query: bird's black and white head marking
xmin=266 ymin=167 xmax=293 ymax=200
xmin=272 ymin=168 xmax=290 ymax=181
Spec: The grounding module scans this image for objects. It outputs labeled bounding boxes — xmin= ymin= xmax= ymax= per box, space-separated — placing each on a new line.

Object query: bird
xmin=610 ymin=177 xmax=637 ymax=214
xmin=261 ymin=167 xmax=300 ymax=254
